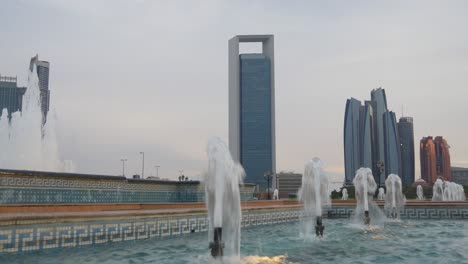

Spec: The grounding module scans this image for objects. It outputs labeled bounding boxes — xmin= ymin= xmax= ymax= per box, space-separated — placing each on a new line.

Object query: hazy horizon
xmin=1 ymin=0 xmax=467 ymax=181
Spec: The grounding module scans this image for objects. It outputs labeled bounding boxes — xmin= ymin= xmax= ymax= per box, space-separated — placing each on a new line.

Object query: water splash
xmin=377 ymin=188 xmax=385 ymax=200
xmin=203 ymin=137 xmax=244 ymax=258
xmin=341 ymin=188 xmax=348 ymax=200
xmin=352 ymin=168 xmax=385 ymax=226
xmin=384 ymin=174 xmax=406 ymax=219
xmin=435 ymin=180 xmax=465 ymax=201
xmin=0 ymin=65 xmax=73 ymax=172
xmin=416 ymin=185 xmax=424 ymax=200
xmin=432 ymin=179 xmax=444 ymax=201
xmin=297 ymin=158 xmax=330 ymax=238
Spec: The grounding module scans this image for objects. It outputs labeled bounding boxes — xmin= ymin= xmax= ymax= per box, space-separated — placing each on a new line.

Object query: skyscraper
xmin=370 ymin=88 xmax=388 ymax=186
xmin=383 ymin=111 xmax=402 ymax=177
xmin=344 ymin=98 xmax=364 ymax=185
xmin=343 ymin=88 xmax=402 ymax=186
xmin=0 ymin=75 xmax=26 ymax=118
xmin=398 ymin=117 xmax=415 ymax=187
xmin=29 ymin=55 xmax=50 ymax=122
xmin=420 ymin=136 xmax=451 ymax=184
xmin=420 ymin=137 xmax=437 ymax=184
xmin=229 ymin=35 xmax=276 ymax=188
xmin=434 ymin=136 xmax=451 ymax=181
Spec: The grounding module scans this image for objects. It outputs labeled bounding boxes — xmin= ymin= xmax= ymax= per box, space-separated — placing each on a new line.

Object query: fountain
xmin=273 ymin=188 xmax=279 ymax=200
xmin=0 ymin=64 xmax=72 ymax=172
xmin=203 ymin=137 xmax=245 ymax=258
xmin=442 ymin=181 xmax=465 ymax=201
xmin=384 ymin=174 xmax=406 ymax=219
xmin=377 ymin=187 xmax=386 ymax=200
xmin=341 ymin=188 xmax=348 ymax=200
xmin=297 ymin=158 xmax=330 ymax=238
xmin=353 ymin=168 xmax=384 ymax=226
xmin=416 ymin=185 xmax=424 ymax=200
xmin=432 ymin=179 xmax=445 ymax=201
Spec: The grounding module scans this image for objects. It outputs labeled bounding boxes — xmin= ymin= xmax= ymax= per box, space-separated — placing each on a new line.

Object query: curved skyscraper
xmin=370 ymin=88 xmax=388 ymax=186
xmin=383 ymin=111 xmax=402 ymax=181
xmin=228 ymin=35 xmax=276 ymax=189
xmin=344 ymin=88 xmax=404 ymax=186
xmin=343 ymin=99 xmax=375 ymax=185
xmin=343 ymin=98 xmax=361 ymax=185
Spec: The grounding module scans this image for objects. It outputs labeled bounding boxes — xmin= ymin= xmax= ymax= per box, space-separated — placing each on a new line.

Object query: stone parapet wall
xmin=0 ymin=169 xmax=256 ymax=204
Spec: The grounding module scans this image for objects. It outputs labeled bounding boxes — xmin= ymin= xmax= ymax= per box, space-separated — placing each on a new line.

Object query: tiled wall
xmin=1 ymin=205 xmax=468 ymax=253
xmin=0 ymin=173 xmax=255 ymax=204
xmin=0 ymin=208 xmax=301 ymax=253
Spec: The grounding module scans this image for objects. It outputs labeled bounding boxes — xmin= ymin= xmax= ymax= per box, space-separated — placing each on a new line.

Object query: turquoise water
xmin=1 ymin=219 xmax=467 ymax=263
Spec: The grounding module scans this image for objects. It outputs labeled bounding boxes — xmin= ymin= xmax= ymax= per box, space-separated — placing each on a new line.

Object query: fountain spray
xmin=353 ymin=168 xmax=377 ymax=226
xmin=416 ymin=185 xmax=424 ymax=200
xmin=204 ymin=137 xmax=244 ymax=258
xmin=0 ymin=64 xmax=73 ymax=172
xmin=384 ymin=174 xmax=406 ymax=219
xmin=298 ymin=158 xmax=330 ymax=238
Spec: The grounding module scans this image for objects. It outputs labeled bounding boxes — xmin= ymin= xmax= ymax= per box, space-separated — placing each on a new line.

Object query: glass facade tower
xmin=229 ymin=35 xmax=276 ymax=189
xmin=0 ymin=75 xmax=26 ymax=118
xmin=30 ymin=55 xmax=50 ymax=123
xmin=239 ymin=54 xmax=273 ymax=187
xmin=398 ymin=117 xmax=415 ymax=186
xmin=344 ymin=88 xmax=403 ymax=186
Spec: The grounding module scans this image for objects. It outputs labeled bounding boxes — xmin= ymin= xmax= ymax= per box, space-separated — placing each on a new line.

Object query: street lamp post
xmin=120 ymin=158 xmax=127 ymax=177
xmin=178 ymin=170 xmax=184 ymax=181
xmin=139 ymin=152 xmax=145 ymax=179
xmin=154 ymin=165 xmax=160 ymax=178
xmin=264 ymin=171 xmax=273 ymax=200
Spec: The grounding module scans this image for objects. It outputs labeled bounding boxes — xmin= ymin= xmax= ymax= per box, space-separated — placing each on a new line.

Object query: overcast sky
xmin=1 ymin=0 xmax=467 ymax=181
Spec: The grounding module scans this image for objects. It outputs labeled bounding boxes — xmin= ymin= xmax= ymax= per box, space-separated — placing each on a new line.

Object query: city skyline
xmin=1 ymin=1 xmax=468 ymax=180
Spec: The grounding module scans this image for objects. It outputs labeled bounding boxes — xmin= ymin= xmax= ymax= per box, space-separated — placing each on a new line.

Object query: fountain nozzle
xmin=364 ymin=210 xmax=370 ymax=225
xmin=390 ymin=207 xmax=398 ymax=219
xmin=209 ymin=227 xmax=224 ymax=258
xmin=315 ymin=216 xmax=325 ymax=237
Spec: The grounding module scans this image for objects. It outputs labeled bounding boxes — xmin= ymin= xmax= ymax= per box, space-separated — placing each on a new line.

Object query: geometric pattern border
xmin=0 ymin=209 xmax=300 ymax=253
xmin=1 ymin=206 xmax=468 ymax=253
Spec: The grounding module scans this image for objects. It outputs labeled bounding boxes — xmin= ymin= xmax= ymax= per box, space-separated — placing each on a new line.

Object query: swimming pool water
xmin=2 ymin=219 xmax=467 ymax=264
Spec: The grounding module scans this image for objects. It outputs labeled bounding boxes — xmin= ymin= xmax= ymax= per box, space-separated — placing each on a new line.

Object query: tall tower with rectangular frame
xmin=228 ymin=35 xmax=276 ymax=189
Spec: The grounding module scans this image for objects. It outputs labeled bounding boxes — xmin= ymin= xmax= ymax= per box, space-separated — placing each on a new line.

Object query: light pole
xmin=120 ymin=158 xmax=127 ymax=177
xmin=178 ymin=170 xmax=184 ymax=181
xmin=264 ymin=171 xmax=273 ymax=200
xmin=139 ymin=152 xmax=145 ymax=179
xmin=154 ymin=165 xmax=160 ymax=178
